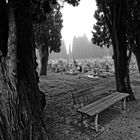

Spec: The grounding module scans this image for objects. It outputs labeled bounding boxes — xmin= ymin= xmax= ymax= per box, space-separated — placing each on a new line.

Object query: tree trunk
xmin=15 ymin=1 xmax=47 ymax=139
xmin=133 ymin=34 xmax=140 ymax=73
xmin=102 ymin=0 xmax=135 ymax=100
xmin=38 ymin=45 xmax=49 ymax=76
xmin=0 ymin=2 xmax=16 ymax=139
xmin=0 ymin=1 xmax=47 ymax=140
xmin=110 ymin=1 xmax=127 ymax=92
xmin=114 ymin=2 xmax=135 ymax=100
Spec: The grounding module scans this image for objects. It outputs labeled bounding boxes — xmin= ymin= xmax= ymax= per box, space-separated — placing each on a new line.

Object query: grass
xmin=40 ymin=71 xmax=140 ymax=140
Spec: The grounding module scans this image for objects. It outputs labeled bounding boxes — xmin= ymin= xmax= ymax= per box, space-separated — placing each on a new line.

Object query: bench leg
xmin=123 ymin=98 xmax=126 ymax=110
xmin=95 ymin=114 xmax=99 ymax=131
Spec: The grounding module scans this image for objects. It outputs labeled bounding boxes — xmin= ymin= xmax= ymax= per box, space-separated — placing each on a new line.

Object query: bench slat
xmin=86 ymin=93 xmax=128 ymax=113
xmin=78 ymin=92 xmax=129 ymax=116
xmin=78 ymin=92 xmax=119 ymax=112
xmin=88 ymin=94 xmax=129 ymax=116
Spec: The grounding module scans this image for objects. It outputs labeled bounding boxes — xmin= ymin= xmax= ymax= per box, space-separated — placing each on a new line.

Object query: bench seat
xmin=77 ymin=92 xmax=129 ymax=131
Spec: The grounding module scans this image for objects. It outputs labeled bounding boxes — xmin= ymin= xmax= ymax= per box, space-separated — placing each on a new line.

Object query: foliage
xmin=126 ymin=0 xmax=140 ymax=48
xmin=34 ymin=0 xmax=81 ymax=53
xmin=92 ymin=0 xmax=140 ymax=51
xmin=32 ymin=0 xmax=80 ymax=23
xmin=34 ymin=3 xmax=63 ymax=53
xmin=49 ymin=40 xmax=68 ymax=59
xmin=92 ymin=0 xmax=136 ymax=99
xmin=91 ymin=7 xmax=111 ymax=48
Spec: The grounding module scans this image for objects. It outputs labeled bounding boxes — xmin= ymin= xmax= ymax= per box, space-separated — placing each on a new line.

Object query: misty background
xmin=49 ymin=34 xmax=113 ymax=60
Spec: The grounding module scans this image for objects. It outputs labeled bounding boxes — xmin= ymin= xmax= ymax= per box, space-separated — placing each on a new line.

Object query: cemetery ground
xmin=40 ymin=71 xmax=140 ymax=140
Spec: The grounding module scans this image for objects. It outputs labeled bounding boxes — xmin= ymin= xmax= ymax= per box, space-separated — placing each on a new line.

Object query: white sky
xmin=61 ymin=0 xmax=97 ymax=51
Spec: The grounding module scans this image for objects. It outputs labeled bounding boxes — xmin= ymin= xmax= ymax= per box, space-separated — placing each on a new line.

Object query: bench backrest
xmin=72 ymin=86 xmax=114 ymax=105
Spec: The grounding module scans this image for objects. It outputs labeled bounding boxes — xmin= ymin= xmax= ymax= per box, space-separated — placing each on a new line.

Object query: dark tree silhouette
xmin=49 ymin=39 xmax=68 ymax=59
xmin=91 ymin=8 xmax=111 ymax=48
xmin=0 ymin=0 xmax=80 ymax=139
xmin=93 ymin=0 xmax=136 ymax=100
xmin=126 ymin=0 xmax=140 ymax=73
xmin=0 ymin=0 xmax=8 ymax=57
xmin=0 ymin=1 xmax=46 ymax=139
xmin=34 ymin=3 xmax=63 ymax=75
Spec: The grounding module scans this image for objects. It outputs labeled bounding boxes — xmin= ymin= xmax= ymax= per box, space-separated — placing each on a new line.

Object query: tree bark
xmin=108 ymin=0 xmax=127 ymax=92
xmin=0 ymin=2 xmax=16 ymax=140
xmin=0 ymin=1 xmax=47 ymax=140
xmin=38 ymin=45 xmax=49 ymax=76
xmin=15 ymin=1 xmax=47 ymax=139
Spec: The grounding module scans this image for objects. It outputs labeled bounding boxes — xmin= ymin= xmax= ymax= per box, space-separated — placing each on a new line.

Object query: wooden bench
xmin=77 ymin=92 xmax=129 ymax=131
